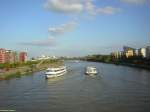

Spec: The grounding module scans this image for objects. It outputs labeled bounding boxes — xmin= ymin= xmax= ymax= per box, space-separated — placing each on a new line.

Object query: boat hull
xmin=45 ymin=70 xmax=67 ymax=78
xmin=85 ymin=66 xmax=98 ymax=76
xmin=85 ymin=72 xmax=98 ymax=75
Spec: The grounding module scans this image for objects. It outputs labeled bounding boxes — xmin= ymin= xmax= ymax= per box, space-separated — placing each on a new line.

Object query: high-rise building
xmin=0 ymin=48 xmax=27 ymax=64
xmin=111 ymin=51 xmax=124 ymax=60
xmin=19 ymin=52 xmax=27 ymax=63
xmin=123 ymin=46 xmax=135 ymax=52
xmin=123 ymin=46 xmax=135 ymax=58
xmin=6 ymin=50 xmax=18 ymax=64
xmin=0 ymin=48 xmax=6 ymax=63
xmin=111 ymin=52 xmax=119 ymax=59
xmin=146 ymin=46 xmax=150 ymax=59
xmin=125 ymin=50 xmax=134 ymax=58
xmin=135 ymin=49 xmax=139 ymax=56
xmin=138 ymin=48 xmax=146 ymax=58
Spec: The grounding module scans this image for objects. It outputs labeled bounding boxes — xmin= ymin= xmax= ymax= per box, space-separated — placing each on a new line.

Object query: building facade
xmin=123 ymin=46 xmax=135 ymax=58
xmin=111 ymin=46 xmax=150 ymax=60
xmin=138 ymin=48 xmax=146 ymax=58
xmin=19 ymin=52 xmax=27 ymax=63
xmin=0 ymin=48 xmax=6 ymax=63
xmin=0 ymin=48 xmax=27 ymax=64
xmin=6 ymin=50 xmax=18 ymax=64
xmin=146 ymin=46 xmax=150 ymax=59
xmin=134 ymin=49 xmax=139 ymax=56
xmin=125 ymin=49 xmax=134 ymax=58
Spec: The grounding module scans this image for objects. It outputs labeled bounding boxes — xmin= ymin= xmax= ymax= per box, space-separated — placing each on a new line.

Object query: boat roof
xmin=86 ymin=66 xmax=97 ymax=69
xmin=47 ymin=66 xmax=66 ymax=70
xmin=87 ymin=66 xmax=96 ymax=68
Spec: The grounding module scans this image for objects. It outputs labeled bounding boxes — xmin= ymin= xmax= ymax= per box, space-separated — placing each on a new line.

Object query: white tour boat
xmin=85 ymin=66 xmax=98 ymax=75
xmin=45 ymin=66 xmax=67 ymax=78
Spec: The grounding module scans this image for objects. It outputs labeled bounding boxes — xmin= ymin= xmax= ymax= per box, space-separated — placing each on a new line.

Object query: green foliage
xmin=0 ymin=60 xmax=40 ymax=69
xmin=4 ymin=71 xmax=21 ymax=79
xmin=85 ymin=55 xmax=112 ymax=63
xmin=0 ymin=59 xmax=63 ymax=80
xmin=42 ymin=59 xmax=61 ymax=64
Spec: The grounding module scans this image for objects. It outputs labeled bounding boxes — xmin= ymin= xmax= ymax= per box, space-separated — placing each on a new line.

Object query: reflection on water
xmin=46 ymin=75 xmax=66 ymax=85
xmin=0 ymin=61 xmax=150 ymax=112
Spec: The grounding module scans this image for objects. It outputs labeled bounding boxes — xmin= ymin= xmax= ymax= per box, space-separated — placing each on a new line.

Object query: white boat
xmin=74 ymin=60 xmax=80 ymax=63
xmin=85 ymin=66 xmax=98 ymax=75
xmin=45 ymin=66 xmax=67 ymax=78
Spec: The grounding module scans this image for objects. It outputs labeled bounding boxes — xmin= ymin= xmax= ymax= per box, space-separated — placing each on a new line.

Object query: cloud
xmin=20 ymin=37 xmax=56 ymax=47
xmin=85 ymin=0 xmax=120 ymax=15
xmin=48 ymin=21 xmax=78 ymax=36
xmin=86 ymin=5 xmax=120 ymax=15
xmin=121 ymin=0 xmax=148 ymax=4
xmin=19 ymin=20 xmax=77 ymax=47
xmin=96 ymin=6 xmax=121 ymax=15
xmin=44 ymin=0 xmax=120 ymax=15
xmin=20 ymin=1 xmax=120 ymax=48
xmin=44 ymin=0 xmax=83 ymax=14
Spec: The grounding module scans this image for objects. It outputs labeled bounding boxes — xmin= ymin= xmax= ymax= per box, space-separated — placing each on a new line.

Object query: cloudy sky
xmin=0 ymin=0 xmax=150 ymax=57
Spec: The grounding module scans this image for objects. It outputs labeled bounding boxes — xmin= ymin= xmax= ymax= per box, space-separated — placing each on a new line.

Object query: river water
xmin=0 ymin=61 xmax=150 ymax=112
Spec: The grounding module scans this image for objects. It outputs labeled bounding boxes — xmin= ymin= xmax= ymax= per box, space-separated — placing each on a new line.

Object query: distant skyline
xmin=0 ymin=0 xmax=150 ymax=58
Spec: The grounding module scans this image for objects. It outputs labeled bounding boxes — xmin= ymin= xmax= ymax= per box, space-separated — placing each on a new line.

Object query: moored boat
xmin=45 ymin=66 xmax=67 ymax=78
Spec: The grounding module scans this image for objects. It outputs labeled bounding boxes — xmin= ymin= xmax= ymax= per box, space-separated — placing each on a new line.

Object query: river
xmin=0 ymin=61 xmax=150 ymax=112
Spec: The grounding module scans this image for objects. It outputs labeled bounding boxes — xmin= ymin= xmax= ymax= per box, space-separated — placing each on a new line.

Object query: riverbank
xmin=117 ymin=63 xmax=150 ymax=70
xmin=0 ymin=60 xmax=64 ymax=80
xmin=85 ymin=59 xmax=150 ymax=70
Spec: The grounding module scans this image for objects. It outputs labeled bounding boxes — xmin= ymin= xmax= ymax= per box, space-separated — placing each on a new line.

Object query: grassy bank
xmin=0 ymin=59 xmax=64 ymax=80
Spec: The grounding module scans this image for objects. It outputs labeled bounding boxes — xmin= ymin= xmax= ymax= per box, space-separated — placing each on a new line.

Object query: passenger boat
xmin=74 ymin=60 xmax=80 ymax=63
xmin=85 ymin=66 xmax=98 ymax=75
xmin=45 ymin=66 xmax=67 ymax=78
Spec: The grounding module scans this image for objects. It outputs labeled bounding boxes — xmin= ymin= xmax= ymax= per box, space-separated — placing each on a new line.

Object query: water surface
xmin=0 ymin=61 xmax=150 ymax=112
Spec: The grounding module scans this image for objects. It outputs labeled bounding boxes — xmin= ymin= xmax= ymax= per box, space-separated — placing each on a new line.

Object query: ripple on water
xmin=0 ymin=61 xmax=150 ymax=112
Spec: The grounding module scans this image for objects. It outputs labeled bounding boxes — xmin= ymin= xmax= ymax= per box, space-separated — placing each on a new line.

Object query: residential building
xmin=146 ymin=46 xmax=150 ymax=59
xmin=111 ymin=46 xmax=150 ymax=60
xmin=0 ymin=48 xmax=6 ymax=63
xmin=134 ymin=49 xmax=139 ymax=56
xmin=5 ymin=50 xmax=11 ymax=63
xmin=111 ymin=52 xmax=123 ymax=59
xmin=19 ymin=52 xmax=27 ymax=63
xmin=125 ymin=49 xmax=134 ymax=58
xmin=0 ymin=48 xmax=27 ymax=64
xmin=5 ymin=50 xmax=18 ymax=64
xmin=123 ymin=46 xmax=135 ymax=52
xmin=123 ymin=46 xmax=135 ymax=58
xmin=138 ymin=48 xmax=146 ymax=58
xmin=119 ymin=51 xmax=124 ymax=58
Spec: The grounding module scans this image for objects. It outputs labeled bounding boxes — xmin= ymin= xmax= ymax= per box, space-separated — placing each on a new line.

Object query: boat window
xmin=47 ymin=70 xmax=53 ymax=72
xmin=54 ymin=69 xmax=65 ymax=72
xmin=87 ymin=67 xmax=97 ymax=72
xmin=46 ymin=67 xmax=65 ymax=72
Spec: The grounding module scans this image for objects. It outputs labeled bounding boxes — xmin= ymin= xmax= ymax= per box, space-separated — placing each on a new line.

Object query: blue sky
xmin=0 ymin=0 xmax=150 ymax=57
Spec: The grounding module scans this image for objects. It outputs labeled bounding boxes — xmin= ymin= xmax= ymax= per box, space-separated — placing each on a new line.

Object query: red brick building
xmin=6 ymin=50 xmax=17 ymax=64
xmin=19 ymin=52 xmax=27 ymax=63
xmin=0 ymin=48 xmax=6 ymax=63
xmin=0 ymin=48 xmax=27 ymax=64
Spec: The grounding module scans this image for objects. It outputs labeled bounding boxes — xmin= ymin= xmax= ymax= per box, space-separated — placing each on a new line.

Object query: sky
xmin=0 ymin=0 xmax=150 ymax=58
